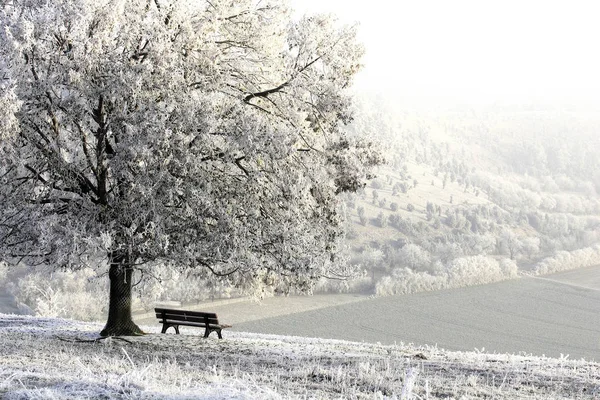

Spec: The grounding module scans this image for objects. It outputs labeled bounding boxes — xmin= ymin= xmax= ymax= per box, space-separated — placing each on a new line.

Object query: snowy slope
xmin=1 ymin=314 xmax=599 ymax=399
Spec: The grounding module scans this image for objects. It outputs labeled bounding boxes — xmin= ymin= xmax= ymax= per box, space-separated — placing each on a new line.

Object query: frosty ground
xmin=3 ymin=266 xmax=600 ymax=398
xmin=2 ymin=314 xmax=600 ymax=399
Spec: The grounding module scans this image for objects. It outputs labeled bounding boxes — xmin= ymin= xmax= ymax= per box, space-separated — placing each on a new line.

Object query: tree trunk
xmin=100 ymin=251 xmax=144 ymax=336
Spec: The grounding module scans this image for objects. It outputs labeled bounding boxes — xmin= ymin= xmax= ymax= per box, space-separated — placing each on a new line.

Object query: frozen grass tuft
xmin=1 ymin=314 xmax=599 ymax=399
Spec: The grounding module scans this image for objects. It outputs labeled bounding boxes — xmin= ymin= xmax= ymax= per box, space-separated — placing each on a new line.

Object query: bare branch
xmin=199 ymin=260 xmax=239 ymax=277
xmin=243 ymin=81 xmax=288 ymax=103
xmin=75 ymin=122 xmax=98 ymax=179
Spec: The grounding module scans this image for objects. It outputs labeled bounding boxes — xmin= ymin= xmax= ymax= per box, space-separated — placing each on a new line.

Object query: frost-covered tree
xmin=497 ymin=229 xmax=522 ymax=260
xmin=394 ymin=244 xmax=431 ymax=272
xmin=0 ymin=0 xmax=380 ymax=335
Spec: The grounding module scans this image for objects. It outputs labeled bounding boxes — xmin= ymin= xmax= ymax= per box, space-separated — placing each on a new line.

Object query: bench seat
xmin=155 ymin=308 xmax=231 ymax=339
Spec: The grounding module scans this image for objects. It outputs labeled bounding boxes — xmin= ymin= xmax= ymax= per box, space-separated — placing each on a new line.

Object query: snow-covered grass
xmin=1 ymin=314 xmax=599 ymax=399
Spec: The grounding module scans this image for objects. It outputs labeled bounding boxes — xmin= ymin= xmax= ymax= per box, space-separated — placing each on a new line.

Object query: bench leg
xmin=206 ymin=328 xmax=223 ymax=339
xmin=161 ymin=324 xmax=168 ymax=334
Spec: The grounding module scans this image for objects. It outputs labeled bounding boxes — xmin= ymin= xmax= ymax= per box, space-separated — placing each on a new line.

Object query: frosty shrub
xmin=499 ymin=258 xmax=519 ymax=277
xmin=375 ymin=268 xmax=447 ymax=296
xmin=446 ymin=255 xmax=518 ymax=287
xmin=350 ymin=247 xmax=385 ymax=271
xmin=533 ymin=245 xmax=600 ymax=275
xmin=389 ymin=244 xmax=432 ymax=273
xmin=375 ymin=256 xmax=519 ymax=296
xmin=5 ymin=262 xmax=245 ymax=319
xmin=8 ymin=266 xmax=107 ymax=321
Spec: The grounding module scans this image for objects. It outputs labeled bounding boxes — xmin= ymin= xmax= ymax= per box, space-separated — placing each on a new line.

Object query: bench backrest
xmin=155 ymin=308 xmax=219 ymax=325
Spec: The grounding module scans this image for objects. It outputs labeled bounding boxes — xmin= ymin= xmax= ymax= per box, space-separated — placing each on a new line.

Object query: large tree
xmin=0 ymin=0 xmax=380 ymax=335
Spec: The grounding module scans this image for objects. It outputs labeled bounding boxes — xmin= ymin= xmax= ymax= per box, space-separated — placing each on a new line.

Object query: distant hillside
xmin=334 ymin=97 xmax=600 ymax=295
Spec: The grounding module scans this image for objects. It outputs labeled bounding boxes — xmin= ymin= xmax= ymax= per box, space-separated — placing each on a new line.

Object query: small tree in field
xmin=0 ymin=0 xmax=380 ymax=335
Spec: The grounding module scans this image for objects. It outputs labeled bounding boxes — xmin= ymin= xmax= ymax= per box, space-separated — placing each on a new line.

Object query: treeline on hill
xmin=337 ymin=98 xmax=600 ymax=295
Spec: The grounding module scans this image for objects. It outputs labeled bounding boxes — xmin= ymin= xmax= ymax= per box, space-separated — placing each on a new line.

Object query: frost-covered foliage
xmin=1 ymin=262 xmax=243 ymax=320
xmin=349 ymin=246 xmax=385 ymax=270
xmin=376 ymin=255 xmax=518 ymax=296
xmin=2 ymin=265 xmax=107 ymax=320
xmin=0 ymin=85 xmax=21 ymax=141
xmin=376 ymin=268 xmax=446 ymax=296
xmin=447 ymin=255 xmax=518 ymax=287
xmin=133 ymin=263 xmax=241 ymax=309
xmin=388 ymin=243 xmax=432 ymax=272
xmin=0 ymin=0 xmax=379 ymax=305
xmin=533 ymin=245 xmax=600 ymax=276
xmin=1 ymin=315 xmax=599 ymax=399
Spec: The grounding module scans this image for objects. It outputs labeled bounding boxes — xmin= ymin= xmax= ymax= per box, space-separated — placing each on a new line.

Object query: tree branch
xmin=197 ymin=259 xmax=239 ymax=277
xmin=75 ymin=122 xmax=98 ymax=179
xmin=243 ymin=81 xmax=288 ymax=103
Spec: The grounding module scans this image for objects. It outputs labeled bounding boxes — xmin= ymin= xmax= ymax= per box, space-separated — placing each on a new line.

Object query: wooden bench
xmin=155 ymin=308 xmax=231 ymax=339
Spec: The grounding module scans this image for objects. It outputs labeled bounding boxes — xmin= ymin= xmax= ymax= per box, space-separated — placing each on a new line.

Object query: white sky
xmin=292 ymin=0 xmax=600 ymax=106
